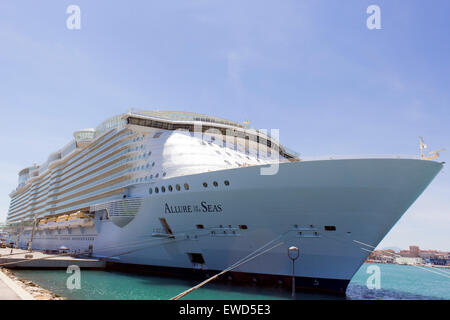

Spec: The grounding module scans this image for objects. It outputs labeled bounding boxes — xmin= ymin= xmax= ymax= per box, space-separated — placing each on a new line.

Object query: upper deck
xmin=12 ymin=110 xmax=297 ymax=193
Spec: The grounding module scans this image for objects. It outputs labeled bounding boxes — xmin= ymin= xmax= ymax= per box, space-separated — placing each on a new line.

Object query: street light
xmin=288 ymin=246 xmax=299 ymax=298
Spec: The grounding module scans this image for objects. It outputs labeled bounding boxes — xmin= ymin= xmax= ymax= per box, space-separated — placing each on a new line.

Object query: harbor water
xmin=11 ymin=263 xmax=450 ymax=300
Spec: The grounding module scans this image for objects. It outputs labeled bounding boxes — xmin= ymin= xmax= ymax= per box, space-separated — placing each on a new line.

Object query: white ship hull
xmin=13 ymin=158 xmax=442 ymax=293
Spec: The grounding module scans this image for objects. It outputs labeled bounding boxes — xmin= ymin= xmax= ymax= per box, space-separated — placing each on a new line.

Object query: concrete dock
xmin=0 ymin=268 xmax=34 ymax=300
xmin=0 ymin=248 xmax=106 ymax=269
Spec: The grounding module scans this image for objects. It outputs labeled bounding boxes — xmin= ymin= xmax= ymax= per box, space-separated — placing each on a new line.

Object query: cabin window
xmin=196 ymin=224 xmax=204 ymax=229
xmin=149 ymin=188 xmax=153 ymax=195
xmin=239 ymin=225 xmax=248 ymax=230
xmin=224 ymin=180 xmax=230 ymax=186
xmin=324 ymin=226 xmax=336 ymax=231
xmin=168 ymin=185 xmax=173 ymax=192
xmin=161 ymin=186 xmax=166 ymax=193
xmin=203 ymin=182 xmax=208 ymax=188
xmin=213 ymin=181 xmax=218 ymax=187
xmin=155 ymin=187 xmax=159 ymax=193
xmin=176 ymin=184 xmax=181 ymax=191
xmin=184 ymin=183 xmax=189 ymax=190
xmin=153 ymin=132 xmax=163 ymax=138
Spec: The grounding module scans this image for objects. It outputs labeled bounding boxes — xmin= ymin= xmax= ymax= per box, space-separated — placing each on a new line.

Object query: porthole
xmin=155 ymin=173 xmax=159 ymax=178
xmin=163 ymin=172 xmax=167 ymax=177
xmin=224 ymin=180 xmax=230 ymax=186
xmin=176 ymin=184 xmax=181 ymax=191
xmin=203 ymin=182 xmax=208 ymax=188
xmin=239 ymin=225 xmax=248 ymax=230
xmin=196 ymin=224 xmax=204 ymax=229
xmin=168 ymin=185 xmax=173 ymax=192
xmin=184 ymin=183 xmax=189 ymax=190
xmin=149 ymin=188 xmax=153 ymax=195
xmin=161 ymin=186 xmax=166 ymax=193
xmin=152 ymin=162 xmax=155 ymax=167
xmin=155 ymin=187 xmax=159 ymax=193
xmin=213 ymin=181 xmax=218 ymax=187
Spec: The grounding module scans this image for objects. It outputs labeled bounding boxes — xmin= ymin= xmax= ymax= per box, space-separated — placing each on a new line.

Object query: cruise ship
xmin=5 ymin=110 xmax=443 ymax=294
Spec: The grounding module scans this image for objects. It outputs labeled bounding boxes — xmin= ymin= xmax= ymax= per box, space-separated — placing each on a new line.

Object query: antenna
xmin=419 ymin=136 xmax=427 ymax=159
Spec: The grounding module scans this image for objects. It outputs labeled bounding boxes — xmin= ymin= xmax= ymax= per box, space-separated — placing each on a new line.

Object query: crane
xmin=419 ymin=137 xmax=446 ymax=160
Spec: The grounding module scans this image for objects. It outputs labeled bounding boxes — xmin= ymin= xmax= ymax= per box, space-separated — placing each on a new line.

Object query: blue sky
xmin=0 ymin=1 xmax=448 ymax=250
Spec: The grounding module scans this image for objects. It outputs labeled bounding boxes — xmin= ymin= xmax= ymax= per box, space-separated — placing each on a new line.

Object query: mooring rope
xmin=352 ymin=239 xmax=450 ymax=278
xmin=0 ymin=250 xmax=91 ymax=268
xmin=320 ymin=233 xmax=450 ymax=279
xmin=0 ymin=228 xmax=216 ymax=268
xmin=170 ymin=234 xmax=288 ymax=300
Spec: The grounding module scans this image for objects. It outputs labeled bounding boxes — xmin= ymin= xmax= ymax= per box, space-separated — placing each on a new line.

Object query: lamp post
xmin=288 ymin=246 xmax=299 ymax=298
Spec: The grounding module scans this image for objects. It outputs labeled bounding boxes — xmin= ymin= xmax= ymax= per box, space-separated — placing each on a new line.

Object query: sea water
xmin=11 ymin=263 xmax=450 ymax=300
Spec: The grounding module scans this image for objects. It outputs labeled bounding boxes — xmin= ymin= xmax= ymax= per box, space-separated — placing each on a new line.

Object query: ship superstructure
xmin=8 ymin=111 xmax=294 ymax=226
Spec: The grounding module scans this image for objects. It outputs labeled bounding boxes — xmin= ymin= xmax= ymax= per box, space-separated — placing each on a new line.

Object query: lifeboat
xmin=56 ymin=215 xmax=69 ymax=229
xmin=46 ymin=217 xmax=58 ymax=229
xmin=37 ymin=218 xmax=49 ymax=230
xmin=68 ymin=211 xmax=94 ymax=228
